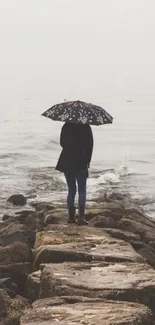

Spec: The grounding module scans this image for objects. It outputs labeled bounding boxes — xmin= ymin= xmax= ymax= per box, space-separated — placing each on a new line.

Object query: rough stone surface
xmin=0 ymin=242 xmax=32 ymax=265
xmin=21 ymin=297 xmax=154 ymax=325
xmin=104 ymin=228 xmax=141 ymax=242
xmin=33 ymin=203 xmax=55 ymax=212
xmin=40 ymin=261 xmax=155 ymax=311
xmin=89 ymin=215 xmax=116 ymax=228
xmin=137 ymin=247 xmax=155 ymax=269
xmin=85 ymin=208 xmax=123 ymax=222
xmin=7 ymin=194 xmax=27 ymax=206
xmin=44 ymin=211 xmax=68 ymax=225
xmin=0 ymin=223 xmax=27 ymax=236
xmin=0 ymin=230 xmax=36 ymax=248
xmin=15 ymin=210 xmax=35 ymax=219
xmin=0 ymin=294 xmax=6 ymax=317
xmin=0 ymin=289 xmax=30 ymax=325
xmin=24 ymin=212 xmax=44 ymax=231
xmin=25 ymin=270 xmax=41 ymax=302
xmin=0 ymin=263 xmax=32 ymax=295
xmin=2 ymin=203 xmax=155 ymax=324
xmin=118 ymin=217 xmax=155 ymax=243
xmin=34 ymin=234 xmax=144 ymax=269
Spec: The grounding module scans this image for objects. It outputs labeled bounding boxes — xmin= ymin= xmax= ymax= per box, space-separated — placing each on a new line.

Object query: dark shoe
xmin=67 ymin=206 xmax=77 ymax=224
xmin=77 ymin=206 xmax=89 ymax=226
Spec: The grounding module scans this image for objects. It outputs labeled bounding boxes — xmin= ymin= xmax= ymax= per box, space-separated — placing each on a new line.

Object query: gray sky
xmin=0 ymin=0 xmax=155 ymax=108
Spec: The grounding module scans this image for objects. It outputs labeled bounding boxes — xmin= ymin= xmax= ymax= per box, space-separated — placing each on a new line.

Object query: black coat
xmin=56 ymin=123 xmax=93 ymax=175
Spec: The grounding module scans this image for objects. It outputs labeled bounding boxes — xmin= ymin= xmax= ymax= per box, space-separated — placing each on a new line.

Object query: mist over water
xmin=0 ymin=1 xmax=155 ymax=217
xmin=1 ymin=97 xmax=155 ymax=218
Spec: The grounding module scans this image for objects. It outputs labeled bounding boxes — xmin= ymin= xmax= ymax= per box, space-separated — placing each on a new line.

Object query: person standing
xmin=56 ymin=122 xmax=93 ymax=225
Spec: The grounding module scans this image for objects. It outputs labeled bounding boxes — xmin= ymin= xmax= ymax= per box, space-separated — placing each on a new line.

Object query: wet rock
xmin=25 ymin=270 xmax=41 ymax=302
xmin=44 ymin=211 xmax=68 ymax=225
xmin=118 ymin=218 xmax=155 ymax=243
xmin=0 ymin=223 xmax=36 ymax=248
xmin=34 ymin=236 xmax=143 ymax=270
xmin=40 ymin=261 xmax=155 ymax=311
xmin=149 ymin=241 xmax=155 ymax=250
xmin=0 ymin=242 xmax=32 ymax=265
xmin=0 ymin=294 xmax=6 ymax=317
xmin=35 ymin=225 xmax=144 ymax=262
xmin=130 ymin=240 xmax=147 ymax=250
xmin=0 ymin=278 xmax=18 ymax=295
xmin=89 ymin=215 xmax=116 ymax=228
xmin=7 ymin=194 xmax=27 ymax=206
xmin=124 ymin=209 xmax=155 ymax=228
xmin=0 ymin=231 xmax=26 ymax=247
xmin=35 ymin=224 xmax=104 ymax=247
xmin=30 ymin=203 xmax=55 ymax=212
xmin=0 ymin=263 xmax=32 ymax=295
xmin=21 ymin=298 xmax=154 ymax=325
xmin=0 ymin=223 xmax=27 ymax=236
xmin=24 ymin=212 xmax=44 ymax=231
xmin=24 ymin=216 xmax=38 ymax=231
xmin=0 ymin=289 xmax=30 ymax=325
xmin=2 ymin=215 xmax=12 ymax=222
xmin=85 ymin=207 xmax=125 ymax=222
xmin=137 ymin=247 xmax=155 ymax=269
xmin=33 ymin=245 xmax=92 ymax=269
xmin=14 ymin=210 xmax=35 ymax=222
xmin=104 ymin=228 xmax=140 ymax=243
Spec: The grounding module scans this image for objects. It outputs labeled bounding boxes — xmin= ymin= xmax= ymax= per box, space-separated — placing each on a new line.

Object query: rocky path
xmin=1 ymin=195 xmax=155 ymax=324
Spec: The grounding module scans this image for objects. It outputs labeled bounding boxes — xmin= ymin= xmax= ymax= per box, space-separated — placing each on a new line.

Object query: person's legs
xmin=64 ymin=172 xmax=77 ymax=223
xmin=76 ymin=170 xmax=88 ymax=225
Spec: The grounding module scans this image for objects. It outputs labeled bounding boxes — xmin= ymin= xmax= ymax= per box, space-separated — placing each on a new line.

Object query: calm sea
xmin=0 ymin=96 xmax=155 ymax=218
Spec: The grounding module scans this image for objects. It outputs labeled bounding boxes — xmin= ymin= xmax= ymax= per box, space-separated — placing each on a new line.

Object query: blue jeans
xmin=65 ymin=170 xmax=87 ymax=208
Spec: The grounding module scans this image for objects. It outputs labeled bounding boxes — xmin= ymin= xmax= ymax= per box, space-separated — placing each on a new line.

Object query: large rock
xmin=32 ymin=203 xmax=55 ymax=212
xmin=104 ymin=228 xmax=140 ymax=243
xmin=0 ymin=294 xmax=6 ymax=318
xmin=85 ymin=207 xmax=124 ymax=222
xmin=89 ymin=215 xmax=116 ymax=228
xmin=0 ymin=230 xmax=35 ymax=248
xmin=33 ymin=234 xmax=143 ymax=269
xmin=40 ymin=262 xmax=155 ymax=311
xmin=7 ymin=194 xmax=27 ymax=206
xmin=44 ymin=210 xmax=68 ymax=225
xmin=118 ymin=217 xmax=155 ymax=243
xmin=21 ymin=297 xmax=154 ymax=325
xmin=35 ymin=224 xmax=108 ymax=247
xmin=24 ymin=212 xmax=44 ymax=231
xmin=0 ymin=223 xmax=27 ymax=236
xmin=25 ymin=270 xmax=41 ymax=302
xmin=35 ymin=224 xmax=125 ymax=248
xmin=137 ymin=247 xmax=155 ymax=269
xmin=15 ymin=210 xmax=35 ymax=219
xmin=2 ymin=210 xmax=34 ymax=223
xmin=0 ymin=263 xmax=32 ymax=295
xmin=0 ymin=289 xmax=30 ymax=325
xmin=0 ymin=242 xmax=32 ymax=265
xmin=0 ymin=222 xmax=36 ymax=248
xmin=124 ymin=209 xmax=155 ymax=228
xmin=33 ymin=244 xmax=92 ymax=269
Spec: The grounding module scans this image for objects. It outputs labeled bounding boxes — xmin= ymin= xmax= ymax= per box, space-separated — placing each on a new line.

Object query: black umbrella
xmin=42 ymin=100 xmax=113 ymax=126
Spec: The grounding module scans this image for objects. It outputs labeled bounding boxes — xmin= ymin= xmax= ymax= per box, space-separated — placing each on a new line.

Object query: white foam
xmin=118 ymin=165 xmax=138 ymax=177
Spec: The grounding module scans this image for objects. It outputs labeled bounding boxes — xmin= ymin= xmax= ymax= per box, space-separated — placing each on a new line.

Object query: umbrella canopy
xmin=42 ymin=100 xmax=113 ymax=126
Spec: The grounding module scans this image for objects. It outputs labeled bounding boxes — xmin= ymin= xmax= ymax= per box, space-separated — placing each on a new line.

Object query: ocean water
xmin=0 ymin=97 xmax=155 ymax=218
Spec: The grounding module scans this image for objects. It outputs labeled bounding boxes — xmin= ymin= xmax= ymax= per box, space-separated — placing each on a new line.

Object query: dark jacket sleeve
xmin=60 ymin=124 xmax=65 ymax=148
xmin=86 ymin=126 xmax=93 ymax=167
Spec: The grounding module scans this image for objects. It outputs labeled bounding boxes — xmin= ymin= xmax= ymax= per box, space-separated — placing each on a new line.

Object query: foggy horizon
xmin=0 ymin=0 xmax=155 ymax=111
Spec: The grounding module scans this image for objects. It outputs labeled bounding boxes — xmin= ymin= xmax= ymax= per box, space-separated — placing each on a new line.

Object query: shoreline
xmin=0 ymin=194 xmax=155 ymax=324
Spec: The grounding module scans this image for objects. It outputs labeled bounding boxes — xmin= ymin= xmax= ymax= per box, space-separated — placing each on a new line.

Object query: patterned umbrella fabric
xmin=42 ymin=100 xmax=113 ymax=126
